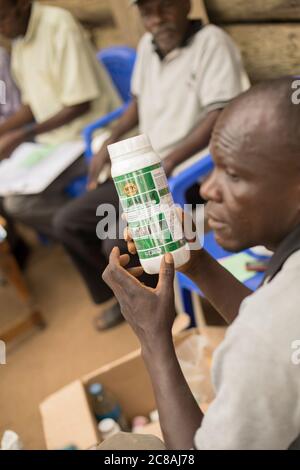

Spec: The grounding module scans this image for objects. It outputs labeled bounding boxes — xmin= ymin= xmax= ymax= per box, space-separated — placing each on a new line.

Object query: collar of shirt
xmin=22 ymin=2 xmax=41 ymax=44
xmin=152 ymin=19 xmax=203 ymax=62
xmin=262 ymin=223 xmax=300 ymax=284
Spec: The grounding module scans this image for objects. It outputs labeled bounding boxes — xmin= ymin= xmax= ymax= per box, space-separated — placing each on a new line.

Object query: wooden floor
xmin=0 ymin=244 xmax=139 ymax=449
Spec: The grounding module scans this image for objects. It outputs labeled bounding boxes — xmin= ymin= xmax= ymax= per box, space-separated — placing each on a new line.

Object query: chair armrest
xmin=168 ymin=154 xmax=213 ymax=207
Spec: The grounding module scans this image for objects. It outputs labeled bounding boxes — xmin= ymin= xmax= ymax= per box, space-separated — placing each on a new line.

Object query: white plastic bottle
xmin=108 ymin=134 xmax=190 ymax=275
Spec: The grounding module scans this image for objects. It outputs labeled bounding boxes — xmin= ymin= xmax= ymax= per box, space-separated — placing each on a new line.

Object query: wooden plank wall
xmin=204 ymin=0 xmax=300 ymax=82
xmin=2 ymin=1 xmax=299 ymax=83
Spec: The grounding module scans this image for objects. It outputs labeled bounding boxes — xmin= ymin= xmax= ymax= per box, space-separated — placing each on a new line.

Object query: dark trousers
xmin=53 ymin=179 xmax=158 ymax=305
xmin=3 ymin=157 xmax=87 ymax=238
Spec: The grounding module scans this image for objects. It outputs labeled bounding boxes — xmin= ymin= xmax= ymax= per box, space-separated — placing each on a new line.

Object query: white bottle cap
xmin=1 ymin=430 xmax=23 ymax=450
xmin=108 ymin=134 xmax=152 ymax=160
xmin=149 ymin=409 xmax=159 ymax=422
xmin=98 ymin=418 xmax=119 ymax=434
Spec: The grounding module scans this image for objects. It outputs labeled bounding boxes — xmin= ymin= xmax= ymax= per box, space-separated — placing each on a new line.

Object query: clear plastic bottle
xmin=88 ymin=383 xmax=129 ymax=431
xmin=108 ymin=134 xmax=190 ymax=274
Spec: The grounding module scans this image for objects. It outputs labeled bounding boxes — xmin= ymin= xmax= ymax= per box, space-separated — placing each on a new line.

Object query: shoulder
xmin=38 ymin=4 xmax=81 ymax=33
xmin=194 ymin=24 xmax=238 ymax=52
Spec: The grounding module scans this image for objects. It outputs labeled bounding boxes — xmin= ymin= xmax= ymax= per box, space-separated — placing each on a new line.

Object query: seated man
xmin=54 ymin=0 xmax=249 ymax=329
xmin=103 ymin=77 xmax=300 ymax=450
xmin=0 ymin=0 xmax=120 ymax=238
xmin=0 ymin=46 xmax=29 ymax=268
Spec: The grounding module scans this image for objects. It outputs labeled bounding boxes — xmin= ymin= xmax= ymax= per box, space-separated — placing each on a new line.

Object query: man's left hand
xmin=102 ymin=247 xmax=176 ymax=347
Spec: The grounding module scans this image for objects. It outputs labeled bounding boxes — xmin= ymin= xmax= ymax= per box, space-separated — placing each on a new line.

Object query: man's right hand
xmin=124 ymin=209 xmax=203 ymax=278
xmin=87 ymin=143 xmax=111 ymax=191
xmin=0 ymin=128 xmax=26 ymax=160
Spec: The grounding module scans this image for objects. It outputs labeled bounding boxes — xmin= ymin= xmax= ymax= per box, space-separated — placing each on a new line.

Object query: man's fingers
xmin=103 ymin=247 xmax=144 ymax=292
xmin=128 ymin=241 xmax=137 ymax=255
xmin=157 ymin=253 xmax=175 ymax=294
xmin=123 ymin=227 xmax=137 ymax=255
xmin=127 ymin=266 xmax=144 ymax=278
xmin=119 ymin=254 xmax=130 ymax=267
xmin=124 ymin=226 xmax=133 ymax=242
xmin=175 ymin=207 xmax=197 ymax=243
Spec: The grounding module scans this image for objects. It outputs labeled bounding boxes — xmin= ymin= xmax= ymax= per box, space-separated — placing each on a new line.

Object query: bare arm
xmin=22 ymin=101 xmax=91 ymax=140
xmin=125 ymin=218 xmax=252 ymax=325
xmin=0 ymin=102 xmax=91 ymax=160
xmin=87 ymin=98 xmax=139 ymax=190
xmin=163 ymin=109 xmax=221 ymax=176
xmin=108 ymin=98 xmax=139 ymax=143
xmin=0 ymin=105 xmax=34 ymax=137
xmin=182 ymin=248 xmax=252 ymax=324
xmin=142 ymin=334 xmax=204 ymax=450
xmin=0 ymin=101 xmax=90 ymax=140
xmin=103 ymin=249 xmax=203 ymax=450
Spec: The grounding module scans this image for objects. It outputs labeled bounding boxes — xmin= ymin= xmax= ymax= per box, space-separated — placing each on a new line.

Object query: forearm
xmin=0 ymin=105 xmax=34 ymax=136
xmin=108 ymin=99 xmax=139 ymax=144
xmin=142 ymin=334 xmax=203 ymax=450
xmin=166 ymin=109 xmax=220 ymax=168
xmin=22 ymin=102 xmax=90 ymax=140
xmin=187 ymin=250 xmax=252 ymax=324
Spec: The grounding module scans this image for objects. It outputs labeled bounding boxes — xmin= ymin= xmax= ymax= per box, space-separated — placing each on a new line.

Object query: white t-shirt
xmin=11 ymin=2 xmax=120 ymax=145
xmin=195 ymin=250 xmax=300 ymax=450
xmin=131 ymin=24 xmax=250 ymax=159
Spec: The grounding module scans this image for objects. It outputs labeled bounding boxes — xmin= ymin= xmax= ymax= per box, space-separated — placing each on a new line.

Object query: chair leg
xmin=191 ymin=291 xmax=207 ymax=331
xmin=0 ymin=240 xmax=46 ymax=343
xmin=179 ymin=288 xmax=196 ymax=328
xmin=1 ymin=310 xmax=46 ymax=344
xmin=0 ymin=240 xmax=31 ymax=303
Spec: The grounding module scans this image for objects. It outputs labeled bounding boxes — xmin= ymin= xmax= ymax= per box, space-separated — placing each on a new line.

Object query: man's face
xmin=138 ymin=0 xmax=190 ymax=56
xmin=200 ymin=105 xmax=300 ymax=252
xmin=0 ymin=0 xmax=28 ymax=39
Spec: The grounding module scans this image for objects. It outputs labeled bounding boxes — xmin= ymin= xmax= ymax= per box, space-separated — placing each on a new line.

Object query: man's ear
xmin=185 ymin=0 xmax=192 ymax=16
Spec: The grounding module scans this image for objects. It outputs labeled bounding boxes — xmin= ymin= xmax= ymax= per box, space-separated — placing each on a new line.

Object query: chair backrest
xmin=97 ymin=46 xmax=137 ymax=104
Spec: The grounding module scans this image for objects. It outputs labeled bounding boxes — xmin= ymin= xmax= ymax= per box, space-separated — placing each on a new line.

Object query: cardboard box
xmin=40 ymin=318 xmax=225 ymax=450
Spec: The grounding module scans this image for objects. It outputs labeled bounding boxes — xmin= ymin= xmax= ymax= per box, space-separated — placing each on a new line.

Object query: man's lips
xmin=207 ymin=213 xmax=227 ymax=230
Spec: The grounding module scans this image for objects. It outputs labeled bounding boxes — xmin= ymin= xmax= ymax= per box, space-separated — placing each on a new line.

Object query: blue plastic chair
xmin=66 ymin=46 xmax=137 ymax=197
xmin=168 ymin=154 xmax=270 ymax=325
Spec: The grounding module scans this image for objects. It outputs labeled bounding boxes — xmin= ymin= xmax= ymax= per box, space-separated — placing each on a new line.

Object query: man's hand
xmin=0 ymin=129 xmax=26 ymax=160
xmin=87 ymin=143 xmax=111 ymax=191
xmin=102 ymin=247 xmax=176 ymax=346
xmin=124 ymin=209 xmax=202 ymax=279
xmin=162 ymin=156 xmax=176 ymax=178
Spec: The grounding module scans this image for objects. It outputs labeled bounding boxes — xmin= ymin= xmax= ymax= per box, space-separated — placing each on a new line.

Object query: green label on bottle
xmin=114 ymin=164 xmax=186 ymax=260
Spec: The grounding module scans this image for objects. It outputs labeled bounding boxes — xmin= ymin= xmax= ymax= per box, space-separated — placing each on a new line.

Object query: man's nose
xmin=150 ymin=7 xmax=165 ymax=28
xmin=200 ymin=169 xmax=222 ymax=203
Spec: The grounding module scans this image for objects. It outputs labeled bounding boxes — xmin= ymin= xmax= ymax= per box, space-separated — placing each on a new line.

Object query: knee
xmin=53 ymin=204 xmax=75 ymax=242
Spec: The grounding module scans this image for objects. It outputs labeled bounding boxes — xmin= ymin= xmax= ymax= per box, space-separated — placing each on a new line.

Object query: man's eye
xmin=225 ymin=169 xmax=239 ymax=182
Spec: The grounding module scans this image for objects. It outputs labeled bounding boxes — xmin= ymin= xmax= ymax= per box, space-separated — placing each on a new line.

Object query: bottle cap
xmin=108 ymin=134 xmax=152 ymax=160
xmin=88 ymin=383 xmax=103 ymax=395
xmin=98 ymin=418 xmax=118 ymax=433
xmin=149 ymin=409 xmax=159 ymax=422
xmin=1 ymin=430 xmax=23 ymax=450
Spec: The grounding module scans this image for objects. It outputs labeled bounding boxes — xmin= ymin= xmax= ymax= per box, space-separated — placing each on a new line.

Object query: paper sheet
xmin=219 ymin=252 xmax=257 ymax=283
xmin=0 ymin=141 xmax=85 ymax=196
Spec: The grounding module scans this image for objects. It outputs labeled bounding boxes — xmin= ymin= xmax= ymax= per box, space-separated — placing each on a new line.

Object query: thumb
xmin=157 ymin=253 xmax=175 ymax=294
